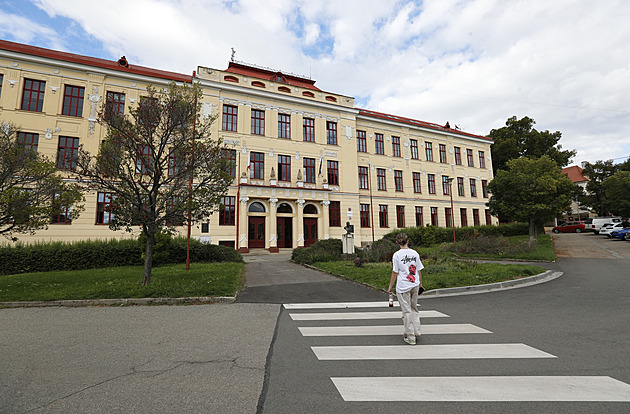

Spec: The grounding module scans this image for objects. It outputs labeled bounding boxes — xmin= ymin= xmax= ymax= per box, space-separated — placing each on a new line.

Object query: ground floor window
xmin=219 ymin=241 xmax=235 ymax=249
xmin=379 ymin=205 xmax=388 ymax=228
xmin=360 ymin=204 xmax=370 ymax=227
xmin=430 ymin=207 xmax=438 ymax=226
xmin=396 ymin=205 xmax=405 ymax=228
xmin=473 ymin=209 xmax=480 ymax=226
xmin=329 ymin=201 xmax=341 ymax=227
xmin=460 ymin=208 xmax=468 ymax=227
xmin=415 ymin=206 xmax=423 ymax=227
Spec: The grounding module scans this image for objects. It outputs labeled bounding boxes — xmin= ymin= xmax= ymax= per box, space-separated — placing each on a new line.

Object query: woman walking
xmin=388 ymin=233 xmax=424 ymax=345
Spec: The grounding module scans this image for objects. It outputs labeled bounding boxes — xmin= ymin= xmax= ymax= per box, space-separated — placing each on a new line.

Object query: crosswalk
xmin=283 ymin=301 xmax=630 ymax=402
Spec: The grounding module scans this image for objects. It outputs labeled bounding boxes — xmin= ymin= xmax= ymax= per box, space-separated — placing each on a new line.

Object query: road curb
xmin=0 ymin=296 xmax=236 ymax=309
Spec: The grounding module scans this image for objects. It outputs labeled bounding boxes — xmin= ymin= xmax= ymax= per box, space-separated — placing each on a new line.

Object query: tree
xmin=579 ymin=160 xmax=620 ymax=216
xmin=73 ymin=82 xmax=232 ymax=285
xmin=0 ymin=123 xmax=84 ymax=240
xmin=602 ymin=171 xmax=630 ymax=218
xmin=487 ymin=156 xmax=579 ymax=237
xmin=489 ymin=116 xmax=576 ymax=172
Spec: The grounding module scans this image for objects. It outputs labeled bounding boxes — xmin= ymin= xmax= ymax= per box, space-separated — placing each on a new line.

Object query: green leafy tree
xmin=487 ymin=156 xmax=579 ymax=237
xmin=73 ymin=82 xmax=232 ymax=285
xmin=0 ymin=123 xmax=84 ymax=240
xmin=489 ymin=116 xmax=576 ymax=172
xmin=579 ymin=160 xmax=620 ymax=216
xmin=602 ymin=171 xmax=630 ymax=218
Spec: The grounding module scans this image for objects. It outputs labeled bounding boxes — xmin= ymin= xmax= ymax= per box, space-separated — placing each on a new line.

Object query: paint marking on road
xmin=299 ymin=323 xmax=492 ymax=336
xmin=331 ymin=376 xmax=630 ymax=401
xmin=289 ymin=310 xmax=448 ymax=321
xmin=311 ymin=343 xmax=556 ymax=360
xmin=284 ymin=301 xmax=401 ymax=309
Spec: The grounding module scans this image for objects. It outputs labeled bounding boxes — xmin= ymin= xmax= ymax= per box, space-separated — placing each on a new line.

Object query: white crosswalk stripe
xmin=284 ymin=301 xmax=630 ymax=402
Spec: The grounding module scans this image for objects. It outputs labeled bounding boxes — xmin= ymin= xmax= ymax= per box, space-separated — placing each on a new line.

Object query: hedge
xmin=0 ymin=237 xmax=243 ymax=275
xmin=291 ymin=238 xmax=342 ymax=264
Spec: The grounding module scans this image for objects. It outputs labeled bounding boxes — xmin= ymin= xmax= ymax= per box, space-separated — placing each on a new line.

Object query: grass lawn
xmin=312 ymin=261 xmax=546 ymax=292
xmin=0 ymin=262 xmax=245 ymax=302
xmin=452 ymin=234 xmax=556 ymax=261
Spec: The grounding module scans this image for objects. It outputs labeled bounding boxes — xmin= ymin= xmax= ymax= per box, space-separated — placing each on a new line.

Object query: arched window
xmin=278 ymin=86 xmax=291 ymax=93
xmin=224 ymin=75 xmax=239 ymax=83
xmin=303 ymin=204 xmax=318 ymax=214
xmin=251 ymin=81 xmax=265 ymax=88
xmin=325 ymin=96 xmax=337 ymax=102
xmin=302 ymin=91 xmax=315 ymax=98
xmin=248 ymin=202 xmax=266 ymax=213
xmin=277 ymin=203 xmax=293 ymax=213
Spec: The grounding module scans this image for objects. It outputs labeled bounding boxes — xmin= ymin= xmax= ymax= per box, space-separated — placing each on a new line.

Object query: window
xmin=396 ymin=205 xmax=405 ymax=228
xmin=479 ymin=151 xmax=486 ymax=168
xmin=470 ymin=178 xmax=477 ymax=197
xmin=415 ymin=206 xmax=423 ymax=227
xmin=327 ymin=160 xmax=339 ymax=185
xmin=57 ymin=136 xmax=79 ymax=170
xmin=105 ymin=91 xmax=125 ymax=117
xmin=219 ymin=241 xmax=235 ymax=248
xmin=219 ymin=196 xmax=236 ymax=225
xmin=358 ymin=166 xmax=369 ymax=189
xmin=392 ymin=136 xmax=401 ymax=157
xmin=439 ymin=144 xmax=447 ymax=163
xmin=18 ymin=132 xmax=39 ymax=153
xmin=376 ymin=168 xmax=386 ymax=191
xmin=96 ymin=192 xmax=116 ymax=224
xmin=303 ymin=118 xmax=315 ymax=142
xmin=442 ymin=176 xmax=450 ymax=195
xmin=250 ymin=152 xmax=264 ymax=179
xmin=413 ymin=172 xmax=422 ymax=193
xmin=425 ymin=142 xmax=433 ymax=161
xmin=278 ymin=113 xmax=290 ymax=139
xmin=138 ymin=96 xmax=158 ymax=128
xmin=222 ymin=105 xmax=237 ymax=131
xmin=251 ymin=81 xmax=265 ymax=88
xmin=62 ymin=85 xmax=85 ymax=117
xmin=445 ymin=207 xmax=453 ymax=228
xmin=135 ymin=145 xmax=152 ymax=174
xmin=278 ymin=155 xmax=291 ymax=181
xmin=277 ymin=203 xmax=292 ymax=213
xmin=251 ymin=109 xmax=265 ymax=135
xmin=427 ymin=174 xmax=436 ymax=194
xmin=329 ymin=201 xmax=341 ymax=227
xmin=410 ymin=139 xmax=419 ymax=159
xmin=0 ymin=74 xmax=3 ymax=98
xmin=51 ymin=194 xmax=74 ymax=224
xmin=168 ymin=148 xmax=184 ymax=176
xmin=360 ymin=204 xmax=370 ymax=228
xmin=460 ymin=208 xmax=468 ymax=227
xmin=467 ymin=149 xmax=474 ymax=167
xmin=379 ymin=205 xmax=388 ymax=228
xmin=482 ymin=179 xmax=488 ymax=198
xmin=394 ymin=170 xmax=403 ymax=192
xmin=304 ymin=204 xmax=317 ymax=214
xmin=430 ymin=207 xmax=438 ymax=226
xmin=454 ymin=147 xmax=462 ymax=165
xmin=327 ymin=121 xmax=337 ymax=145
xmin=375 ymin=133 xmax=384 ymax=155
xmin=457 ymin=177 xmax=465 ymax=196
xmin=473 ymin=209 xmax=480 ymax=226
xmin=222 ymin=148 xmax=236 ymax=178
xmin=166 ymin=197 xmax=186 ymax=226
xmin=21 ymin=78 xmax=46 ymax=112
xmin=357 ymin=130 xmax=367 ymax=152
xmin=304 ymin=157 xmax=316 ymax=183
xmin=485 ymin=209 xmax=492 ymax=225
xmin=248 ymin=202 xmax=266 ymax=212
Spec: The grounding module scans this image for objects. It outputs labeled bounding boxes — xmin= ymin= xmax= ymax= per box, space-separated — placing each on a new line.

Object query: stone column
xmin=238 ymin=196 xmax=249 ymax=253
xmin=268 ymin=198 xmax=279 ymax=252
xmin=321 ymin=200 xmax=330 ymax=241
xmin=296 ymin=198 xmax=305 ymax=248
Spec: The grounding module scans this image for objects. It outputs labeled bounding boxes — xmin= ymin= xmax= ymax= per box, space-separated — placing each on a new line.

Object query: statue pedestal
xmin=342 ymin=234 xmax=355 ymax=254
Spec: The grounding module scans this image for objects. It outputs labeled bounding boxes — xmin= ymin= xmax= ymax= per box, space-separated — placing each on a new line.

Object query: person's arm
xmin=388 ymin=271 xmax=397 ymax=294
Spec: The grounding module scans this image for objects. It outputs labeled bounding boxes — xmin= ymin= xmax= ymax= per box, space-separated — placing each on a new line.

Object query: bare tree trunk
xmin=142 ymin=232 xmax=155 ymax=286
xmin=528 ymin=218 xmax=537 ymax=239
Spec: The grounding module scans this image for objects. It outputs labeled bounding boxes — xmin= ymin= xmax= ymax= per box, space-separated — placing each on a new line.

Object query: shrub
xmin=291 ymin=238 xmax=342 ymax=264
xmin=357 ymin=237 xmax=399 ymax=263
xmin=448 ymin=234 xmax=538 ymax=256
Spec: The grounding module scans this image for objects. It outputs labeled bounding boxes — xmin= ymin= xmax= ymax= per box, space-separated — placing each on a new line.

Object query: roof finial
xmin=230 ymin=47 xmax=236 ymax=62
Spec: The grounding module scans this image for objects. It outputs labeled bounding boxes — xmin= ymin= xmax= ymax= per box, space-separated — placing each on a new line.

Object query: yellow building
xmin=0 ymin=39 xmax=495 ymax=252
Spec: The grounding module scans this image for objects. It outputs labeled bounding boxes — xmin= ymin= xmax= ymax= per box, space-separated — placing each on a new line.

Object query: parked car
xmin=552 ymin=221 xmax=586 ymax=233
xmin=610 ymin=228 xmax=630 ymax=241
xmin=587 ymin=217 xmax=622 ymax=234
xmin=600 ymin=222 xmax=624 ymax=238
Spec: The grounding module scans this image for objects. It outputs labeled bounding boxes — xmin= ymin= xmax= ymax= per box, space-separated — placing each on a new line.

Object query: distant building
xmin=0 ymin=39 xmax=496 ymax=251
xmin=561 ymin=165 xmax=590 ymax=220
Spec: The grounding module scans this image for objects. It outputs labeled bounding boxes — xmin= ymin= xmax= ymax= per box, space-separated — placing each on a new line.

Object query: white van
xmin=587 ymin=217 xmax=621 ymax=234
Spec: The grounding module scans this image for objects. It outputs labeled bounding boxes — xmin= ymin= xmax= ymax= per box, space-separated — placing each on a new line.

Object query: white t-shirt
xmin=392 ymin=248 xmax=424 ymax=293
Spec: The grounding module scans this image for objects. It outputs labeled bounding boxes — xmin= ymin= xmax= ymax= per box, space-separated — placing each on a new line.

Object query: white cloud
xmin=9 ymin=0 xmax=630 ymax=165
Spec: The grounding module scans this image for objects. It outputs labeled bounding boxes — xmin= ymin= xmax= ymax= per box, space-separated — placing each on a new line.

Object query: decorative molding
xmin=321 ymin=200 xmax=330 ymax=208
xmin=297 ymin=199 xmax=305 ymax=209
xmin=87 ymin=86 xmax=102 ymax=136
xmin=45 ymin=128 xmax=53 ymax=139
xmin=224 ymin=138 xmax=241 ymax=146
xmin=268 ymin=197 xmax=278 ymax=207
xmin=324 ymin=151 xmax=337 ymax=158
xmin=239 ymin=196 xmax=250 ymax=205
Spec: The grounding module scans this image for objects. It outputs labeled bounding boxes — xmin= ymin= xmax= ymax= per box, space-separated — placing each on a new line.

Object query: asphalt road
xmin=239 ymin=234 xmax=630 ymax=413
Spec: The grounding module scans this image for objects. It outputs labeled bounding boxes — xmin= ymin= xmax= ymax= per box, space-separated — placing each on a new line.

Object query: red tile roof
xmin=357 ymin=108 xmax=490 ymax=141
xmin=225 ymin=62 xmax=320 ymax=91
xmin=562 ymin=165 xmax=588 ymax=183
xmin=0 ymin=39 xmax=192 ymax=83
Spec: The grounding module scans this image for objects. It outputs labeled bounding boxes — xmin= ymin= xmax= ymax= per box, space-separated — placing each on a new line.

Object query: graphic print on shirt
xmin=407 ymin=264 xmax=416 ymax=283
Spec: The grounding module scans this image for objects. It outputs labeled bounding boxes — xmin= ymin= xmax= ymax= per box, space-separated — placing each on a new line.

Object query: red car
xmin=552 ymin=221 xmax=585 ymax=233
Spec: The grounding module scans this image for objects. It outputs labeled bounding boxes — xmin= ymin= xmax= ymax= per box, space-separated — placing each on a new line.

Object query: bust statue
xmin=344 ymin=221 xmax=354 ymax=234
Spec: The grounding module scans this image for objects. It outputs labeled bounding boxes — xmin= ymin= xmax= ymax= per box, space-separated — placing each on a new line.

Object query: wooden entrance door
xmin=248 ymin=216 xmax=265 ymax=248
xmin=277 ymin=217 xmax=293 ymax=248
xmin=303 ymin=218 xmax=318 ymax=247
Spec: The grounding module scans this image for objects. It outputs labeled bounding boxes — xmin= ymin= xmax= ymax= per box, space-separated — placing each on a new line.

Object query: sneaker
xmin=403 ymin=336 xmax=416 ymax=345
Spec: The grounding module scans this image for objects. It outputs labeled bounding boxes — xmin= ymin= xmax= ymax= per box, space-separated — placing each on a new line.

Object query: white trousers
xmin=398 ymin=286 xmax=421 ymax=338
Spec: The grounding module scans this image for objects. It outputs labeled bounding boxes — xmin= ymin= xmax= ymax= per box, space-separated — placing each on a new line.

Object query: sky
xmin=2 ymin=0 xmax=629 ymax=166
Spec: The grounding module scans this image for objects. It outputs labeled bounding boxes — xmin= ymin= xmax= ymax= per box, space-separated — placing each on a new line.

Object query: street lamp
xmin=446 ymin=177 xmax=456 ymax=248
